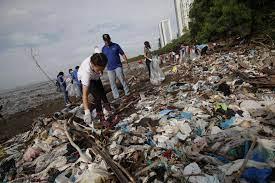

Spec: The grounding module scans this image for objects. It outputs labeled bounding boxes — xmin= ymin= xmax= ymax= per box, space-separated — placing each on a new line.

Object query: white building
xmin=159 ymin=19 xmax=173 ymax=48
xmin=174 ymin=0 xmax=194 ymax=36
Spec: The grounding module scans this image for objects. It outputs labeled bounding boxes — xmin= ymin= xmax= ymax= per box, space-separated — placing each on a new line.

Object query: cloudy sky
xmin=0 ymin=0 xmax=177 ymax=90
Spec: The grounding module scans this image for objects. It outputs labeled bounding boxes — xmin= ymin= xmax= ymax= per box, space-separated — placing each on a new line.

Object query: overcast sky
xmin=0 ymin=0 xmax=177 ymax=90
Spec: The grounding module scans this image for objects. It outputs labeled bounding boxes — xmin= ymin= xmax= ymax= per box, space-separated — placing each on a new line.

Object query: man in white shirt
xmin=78 ymin=52 xmax=111 ymax=126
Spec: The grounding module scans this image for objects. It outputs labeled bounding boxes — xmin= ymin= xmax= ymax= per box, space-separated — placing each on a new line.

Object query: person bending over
xmin=78 ymin=53 xmax=111 ymax=126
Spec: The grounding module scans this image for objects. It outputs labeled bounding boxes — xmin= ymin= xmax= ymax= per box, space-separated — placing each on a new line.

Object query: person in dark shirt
xmin=144 ymin=41 xmax=152 ymax=78
xmin=57 ymin=72 xmax=71 ymax=106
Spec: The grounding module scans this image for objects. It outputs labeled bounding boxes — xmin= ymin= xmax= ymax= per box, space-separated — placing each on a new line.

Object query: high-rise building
xmin=159 ymin=19 xmax=173 ymax=48
xmin=174 ymin=0 xmax=194 ymax=36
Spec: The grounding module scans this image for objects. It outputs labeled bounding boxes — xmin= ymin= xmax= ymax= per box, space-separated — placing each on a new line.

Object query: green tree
xmin=189 ymin=0 xmax=275 ymax=42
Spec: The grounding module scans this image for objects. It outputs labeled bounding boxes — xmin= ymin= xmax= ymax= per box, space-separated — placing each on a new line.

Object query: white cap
xmin=94 ymin=46 xmax=101 ymax=53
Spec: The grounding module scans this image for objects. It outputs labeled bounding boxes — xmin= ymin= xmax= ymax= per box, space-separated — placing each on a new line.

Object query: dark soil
xmin=0 ymin=98 xmax=64 ymax=143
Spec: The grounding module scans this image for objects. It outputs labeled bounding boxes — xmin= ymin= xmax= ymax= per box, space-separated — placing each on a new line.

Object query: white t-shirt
xmin=78 ymin=55 xmax=101 ymax=86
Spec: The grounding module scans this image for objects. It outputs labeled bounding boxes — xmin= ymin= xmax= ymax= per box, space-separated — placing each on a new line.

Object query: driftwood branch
xmin=64 ymin=115 xmax=92 ymax=163
xmin=265 ymin=34 xmax=274 ymax=47
xmin=115 ymin=97 xmax=140 ymax=114
xmin=251 ymin=40 xmax=271 ymax=49
xmin=73 ymin=130 xmax=133 ymax=183
xmin=135 ymin=161 xmax=161 ymax=176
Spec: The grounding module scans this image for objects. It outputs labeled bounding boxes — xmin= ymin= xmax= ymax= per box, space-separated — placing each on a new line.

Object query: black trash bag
xmin=0 ymin=158 xmax=16 ymax=182
xmin=217 ymin=82 xmax=231 ymax=96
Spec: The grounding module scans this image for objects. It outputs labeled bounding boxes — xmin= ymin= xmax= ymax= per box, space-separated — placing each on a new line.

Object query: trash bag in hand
xmin=66 ymin=82 xmax=81 ymax=97
xmin=150 ymin=57 xmax=165 ymax=85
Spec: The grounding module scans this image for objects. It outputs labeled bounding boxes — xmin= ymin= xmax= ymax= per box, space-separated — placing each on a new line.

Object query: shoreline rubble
xmin=1 ymin=44 xmax=275 ymax=182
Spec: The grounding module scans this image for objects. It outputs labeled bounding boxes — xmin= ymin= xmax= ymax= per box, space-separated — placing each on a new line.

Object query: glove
xmin=84 ymin=110 xmax=92 ymax=123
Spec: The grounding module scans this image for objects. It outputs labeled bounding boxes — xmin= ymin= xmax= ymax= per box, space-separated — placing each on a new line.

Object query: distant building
xmin=158 ymin=38 xmax=161 ymax=49
xmin=159 ymin=19 xmax=173 ymax=48
xmin=174 ymin=0 xmax=194 ymax=36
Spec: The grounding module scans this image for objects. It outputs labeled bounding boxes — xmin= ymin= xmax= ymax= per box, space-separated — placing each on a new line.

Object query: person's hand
xmin=84 ymin=109 xmax=92 ymax=123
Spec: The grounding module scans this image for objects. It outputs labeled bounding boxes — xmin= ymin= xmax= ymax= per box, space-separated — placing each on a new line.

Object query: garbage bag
xmin=66 ymin=82 xmax=81 ymax=97
xmin=23 ymin=147 xmax=42 ymax=162
xmin=76 ymin=163 xmax=110 ymax=183
xmin=190 ymin=49 xmax=199 ymax=61
xmin=0 ymin=159 xmax=16 ymax=182
xmin=241 ymin=167 xmax=272 ymax=183
xmin=253 ymin=139 xmax=275 ymax=162
xmin=183 ymin=162 xmax=219 ymax=183
xmin=150 ymin=57 xmax=165 ymax=85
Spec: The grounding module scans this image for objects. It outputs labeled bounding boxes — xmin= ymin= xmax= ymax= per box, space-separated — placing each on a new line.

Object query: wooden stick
xmin=265 ymin=34 xmax=274 ymax=46
xmin=172 ymin=173 xmax=205 ymax=177
xmin=73 ymin=131 xmax=131 ymax=183
xmin=115 ymin=97 xmax=140 ymax=114
xmin=135 ymin=161 xmax=161 ymax=176
xmin=64 ymin=115 xmax=91 ymax=163
xmin=237 ymin=136 xmax=257 ymax=178
xmin=251 ymin=40 xmax=271 ymax=49
xmin=114 ymin=161 xmax=136 ymax=183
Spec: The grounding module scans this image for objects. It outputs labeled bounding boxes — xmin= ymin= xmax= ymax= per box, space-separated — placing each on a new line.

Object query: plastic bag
xmin=180 ymin=47 xmax=189 ymax=63
xmin=66 ymin=82 xmax=81 ymax=97
xmin=190 ymin=48 xmax=199 ymax=61
xmin=150 ymin=57 xmax=165 ymax=85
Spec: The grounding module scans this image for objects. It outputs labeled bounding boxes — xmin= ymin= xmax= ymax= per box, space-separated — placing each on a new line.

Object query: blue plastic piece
xmin=207 ymin=153 xmax=230 ymax=163
xmin=220 ymin=117 xmax=236 ymax=129
xmin=179 ymin=112 xmax=192 ymax=120
xmin=241 ymin=168 xmax=272 ymax=183
xmin=159 ymin=109 xmax=173 ymax=116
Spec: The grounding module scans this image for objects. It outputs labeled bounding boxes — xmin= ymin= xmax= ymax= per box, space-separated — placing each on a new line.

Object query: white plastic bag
xmin=66 ymin=82 xmax=81 ymax=97
xmin=190 ymin=48 xmax=199 ymax=61
xmin=150 ymin=57 xmax=165 ymax=85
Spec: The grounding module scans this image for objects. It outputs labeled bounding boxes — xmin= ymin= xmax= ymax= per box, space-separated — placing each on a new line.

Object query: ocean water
xmin=0 ymin=81 xmax=62 ymax=116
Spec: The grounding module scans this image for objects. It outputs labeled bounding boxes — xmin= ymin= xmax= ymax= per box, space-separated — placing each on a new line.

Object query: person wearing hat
xmin=102 ymin=34 xmax=130 ymax=100
xmin=78 ymin=49 xmax=112 ymax=127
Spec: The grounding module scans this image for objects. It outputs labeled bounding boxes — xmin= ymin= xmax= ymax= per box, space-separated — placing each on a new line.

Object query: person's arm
xmin=118 ymin=44 xmax=129 ymax=64
xmin=82 ymin=85 xmax=92 ymax=123
xmin=82 ymin=85 xmax=89 ymax=111
xmin=144 ymin=48 xmax=149 ymax=60
xmin=122 ymin=54 xmax=128 ymax=63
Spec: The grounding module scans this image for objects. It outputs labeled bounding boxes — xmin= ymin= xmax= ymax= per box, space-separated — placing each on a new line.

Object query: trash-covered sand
xmin=1 ymin=44 xmax=275 ymax=182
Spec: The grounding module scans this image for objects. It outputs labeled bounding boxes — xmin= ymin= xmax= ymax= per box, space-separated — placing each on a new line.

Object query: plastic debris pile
xmin=0 ymin=45 xmax=275 ymax=182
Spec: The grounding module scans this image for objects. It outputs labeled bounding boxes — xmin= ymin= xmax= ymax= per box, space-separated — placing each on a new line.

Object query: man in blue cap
xmin=102 ymin=34 xmax=130 ymax=100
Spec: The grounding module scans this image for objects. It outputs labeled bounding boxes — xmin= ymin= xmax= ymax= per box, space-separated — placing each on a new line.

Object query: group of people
xmin=56 ymin=34 xmax=131 ymax=125
xmin=158 ymin=44 xmax=209 ymax=64
xmin=56 ymin=66 xmax=81 ymax=105
xmin=56 ymin=35 xmax=204 ymax=126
